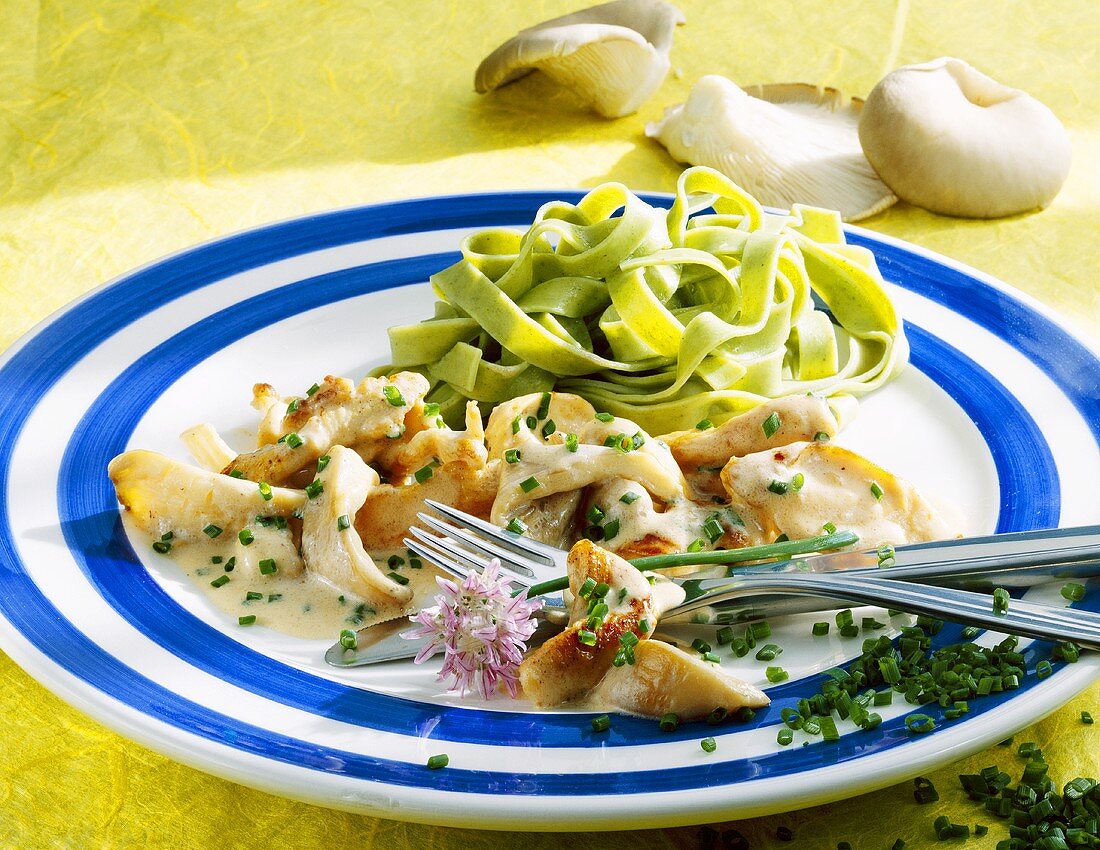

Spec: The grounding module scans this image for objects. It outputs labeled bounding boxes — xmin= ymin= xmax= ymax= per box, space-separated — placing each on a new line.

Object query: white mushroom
xmin=646 ymin=76 xmax=896 ymax=221
xmin=858 ymin=58 xmax=1072 ymax=218
xmin=474 ymin=0 xmax=685 ymax=119
xmin=300 ymin=445 xmax=413 ymax=609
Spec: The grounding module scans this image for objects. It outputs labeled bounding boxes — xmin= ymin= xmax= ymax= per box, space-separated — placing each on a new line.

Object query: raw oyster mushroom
xmin=646 ymin=75 xmax=897 ymax=221
xmin=858 ymin=57 xmax=1072 ymax=218
xmin=475 ymin=0 xmax=685 ymax=118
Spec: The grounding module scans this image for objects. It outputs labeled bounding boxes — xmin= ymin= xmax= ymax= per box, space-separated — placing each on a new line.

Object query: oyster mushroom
xmin=300 ymin=446 xmax=414 ymax=608
xmin=858 ymin=58 xmax=1072 ymax=218
xmin=474 ymin=0 xmax=685 ymax=119
xmin=108 ymin=449 xmax=305 ymax=543
xmin=645 ymin=75 xmax=897 ymax=221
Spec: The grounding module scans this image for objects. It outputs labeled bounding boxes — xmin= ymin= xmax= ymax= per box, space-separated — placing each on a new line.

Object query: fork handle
xmin=673 ymin=572 xmax=1100 ymax=651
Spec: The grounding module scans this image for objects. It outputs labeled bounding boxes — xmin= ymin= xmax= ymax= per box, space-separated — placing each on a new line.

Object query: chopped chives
xmin=536 ymin=392 xmax=552 ymax=419
xmin=766 ymin=666 xmax=789 ymax=683
xmin=761 ymin=411 xmax=781 ymax=438
xmin=703 ymin=652 xmax=721 ymax=664
xmin=224 ymin=557 xmax=236 ymax=571
xmin=695 ymin=418 xmax=714 ymax=431
xmin=337 ymin=514 xmax=351 ymax=531
xmin=777 ymin=728 xmax=794 ymax=746
xmin=238 ymin=529 xmax=254 ymax=546
xmin=505 ymin=517 xmax=528 ymax=535
xmin=152 ymin=540 xmax=171 ymax=554
xmin=687 ymin=538 xmax=707 ymax=553
xmin=387 ymin=554 xmax=404 ymax=569
xmin=423 ymin=402 xmax=440 ymax=417
xmin=210 ymin=575 xmax=230 ymax=588
xmin=790 ymin=472 xmax=805 ymax=492
xmin=258 ymin=481 xmax=273 ymax=501
xmin=426 ymin=754 xmax=449 ymax=770
xmin=620 ymin=491 xmax=640 ymax=505
xmin=590 ymin=714 xmax=611 ymax=733
xmin=1061 ymin=582 xmax=1086 ymax=602
xmin=409 ymin=557 xmax=422 ymax=569
xmin=203 ymin=524 xmax=223 ymax=538
xmin=702 ymin=516 xmax=724 ymax=543
xmin=603 ymin=518 xmax=620 ymax=540
xmin=414 ymin=465 xmax=434 ymax=484
xmin=735 ymin=706 xmax=755 ymax=723
xmin=578 ymin=578 xmax=597 ymax=598
xmin=767 ymin=479 xmax=789 ymax=495
xmin=285 ymin=432 xmax=303 ymax=449
xmin=812 ymin=622 xmax=830 ymax=636
xmin=992 ymin=587 xmax=1010 ymax=615
xmin=504 ymin=448 xmax=522 ymax=464
xmin=258 ymin=559 xmax=277 ymax=575
xmin=541 ymin=419 xmax=556 ymax=438
xmin=565 ymin=432 xmax=579 ymax=452
xmin=286 ymin=399 xmax=299 ymax=414
xmin=245 ymin=591 xmax=263 ymax=601
xmin=306 ymin=382 xmax=320 ymax=397
xmin=749 ymin=621 xmax=771 ymax=639
xmin=731 ymin=638 xmax=749 ymax=657
xmin=577 ymin=629 xmax=597 ymax=646
xmin=519 ymin=476 xmax=541 ymax=493
xmin=639 ymin=618 xmax=651 ymax=634
xmin=316 ymin=455 xmax=330 ymax=473
xmin=818 ymin=715 xmax=839 ymax=741
xmin=238 ymin=615 xmax=256 ymax=626
xmin=870 ymin=481 xmax=884 ymax=500
xmin=1082 ymin=711 xmax=1093 ymax=724
xmin=339 ymin=629 xmax=357 ymax=650
xmin=961 ymin=625 xmax=981 ymax=640
xmin=382 ymin=384 xmax=405 ymax=407
xmin=511 ymin=415 xmax=521 ymax=435
xmin=586 ymin=504 xmax=606 ymax=525
xmin=659 ymin=713 xmax=679 ymax=732
xmin=594 ymin=412 xmax=614 ymax=423
xmin=813 ymin=431 xmax=830 ymax=442
xmin=1036 ymin=660 xmax=1053 ymax=679
xmin=692 ymin=638 xmax=712 ymax=654
xmin=755 ymin=644 xmax=781 ymax=661
xmin=822 ymin=521 xmax=837 ymax=534
xmin=716 ymin=626 xmax=735 ymax=645
xmin=700 ymin=737 xmax=717 ymax=753
xmin=387 ymin=571 xmax=410 ymax=586
xmin=835 ymin=609 xmax=854 ymax=628
xmin=211 ymin=555 xmax=223 ymax=564
xmin=305 ymin=478 xmax=324 ymax=498
xmin=905 ymin=713 xmax=935 ymax=734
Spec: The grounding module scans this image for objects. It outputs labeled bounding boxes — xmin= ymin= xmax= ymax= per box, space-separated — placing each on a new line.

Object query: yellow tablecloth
xmin=1 ymin=1 xmax=1097 ymax=846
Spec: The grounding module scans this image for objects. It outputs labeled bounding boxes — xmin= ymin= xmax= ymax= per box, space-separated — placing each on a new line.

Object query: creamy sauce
xmin=168 ymin=540 xmax=443 ymax=639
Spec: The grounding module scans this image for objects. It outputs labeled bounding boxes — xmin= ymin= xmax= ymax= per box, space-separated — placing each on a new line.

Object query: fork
xmin=407 ymin=501 xmax=1100 ymax=650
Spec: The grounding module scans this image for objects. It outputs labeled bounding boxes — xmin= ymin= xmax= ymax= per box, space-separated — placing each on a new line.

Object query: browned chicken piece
xmin=351 ymin=400 xmax=497 ymax=550
xmin=663 ymin=395 xmax=851 ymax=498
xmin=354 ymin=464 xmax=499 ymax=551
xmin=588 ymin=639 xmax=768 ymax=720
xmin=721 ymin=441 xmax=961 ymax=548
xmin=519 ymin=540 xmax=684 ymax=707
xmin=221 ymin=372 xmax=429 ymax=485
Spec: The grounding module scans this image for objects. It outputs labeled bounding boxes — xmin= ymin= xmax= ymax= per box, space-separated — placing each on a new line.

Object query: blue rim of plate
xmin=0 ymin=191 xmax=1096 ymax=800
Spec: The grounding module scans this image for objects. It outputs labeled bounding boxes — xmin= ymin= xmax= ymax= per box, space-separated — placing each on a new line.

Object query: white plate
xmin=0 ymin=191 xmax=1097 ymax=830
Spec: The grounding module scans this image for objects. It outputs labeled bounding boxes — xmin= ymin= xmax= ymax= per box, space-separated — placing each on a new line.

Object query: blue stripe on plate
xmin=53 ymin=253 xmax=1060 ymax=751
xmin=0 ymin=192 xmax=1094 ymax=794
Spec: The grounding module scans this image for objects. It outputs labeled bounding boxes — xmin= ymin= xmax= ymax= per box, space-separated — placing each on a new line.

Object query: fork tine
xmin=403 ymin=535 xmax=475 ymax=582
xmin=423 ymin=499 xmax=558 ymax=566
xmin=408 ymin=527 xmax=534 ymax=588
xmin=417 ymin=514 xmax=536 ymax=578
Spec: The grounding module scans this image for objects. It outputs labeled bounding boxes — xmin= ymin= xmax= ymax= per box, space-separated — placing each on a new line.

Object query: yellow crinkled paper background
xmin=0 ymin=1 xmax=1097 ymax=847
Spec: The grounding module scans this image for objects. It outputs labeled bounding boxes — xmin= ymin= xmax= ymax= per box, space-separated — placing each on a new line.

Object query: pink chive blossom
xmin=403 ymin=559 xmax=542 ymax=699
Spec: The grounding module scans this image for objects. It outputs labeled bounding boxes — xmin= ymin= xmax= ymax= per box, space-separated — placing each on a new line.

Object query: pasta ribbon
xmin=375 ymin=167 xmax=906 ymax=434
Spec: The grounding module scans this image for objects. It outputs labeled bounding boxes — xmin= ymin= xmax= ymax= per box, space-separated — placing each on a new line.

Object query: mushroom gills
xmin=646 ymin=76 xmax=896 ymax=221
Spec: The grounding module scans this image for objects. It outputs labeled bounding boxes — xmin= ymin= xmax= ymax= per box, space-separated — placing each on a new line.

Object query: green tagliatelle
xmin=375 ymin=166 xmax=909 ymax=435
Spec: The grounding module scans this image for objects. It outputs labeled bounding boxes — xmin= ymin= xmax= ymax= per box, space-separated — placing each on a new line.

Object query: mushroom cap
xmin=645 ymin=75 xmax=896 ymax=221
xmin=858 ymin=57 xmax=1072 ymax=218
xmin=474 ymin=0 xmax=685 ymax=118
